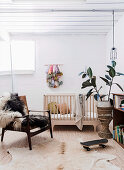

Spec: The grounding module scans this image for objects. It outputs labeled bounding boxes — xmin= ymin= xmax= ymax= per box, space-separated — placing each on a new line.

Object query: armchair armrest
xmin=29 ymin=110 xmax=49 ymax=113
xmin=14 ymin=115 xmax=29 ymax=119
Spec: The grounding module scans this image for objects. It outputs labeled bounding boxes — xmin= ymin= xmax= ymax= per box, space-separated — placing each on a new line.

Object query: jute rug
xmin=0 ymin=129 xmax=120 ymax=170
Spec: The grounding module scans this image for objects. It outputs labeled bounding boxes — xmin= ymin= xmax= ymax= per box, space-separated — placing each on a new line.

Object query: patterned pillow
xmin=58 ymin=103 xmax=70 ymax=114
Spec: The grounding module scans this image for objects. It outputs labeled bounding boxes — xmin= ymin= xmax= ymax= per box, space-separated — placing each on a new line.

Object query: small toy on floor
xmin=80 ymin=139 xmax=108 ymax=151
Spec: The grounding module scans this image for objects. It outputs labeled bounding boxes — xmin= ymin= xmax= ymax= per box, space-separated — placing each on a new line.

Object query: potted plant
xmin=79 ymin=61 xmax=124 ymax=138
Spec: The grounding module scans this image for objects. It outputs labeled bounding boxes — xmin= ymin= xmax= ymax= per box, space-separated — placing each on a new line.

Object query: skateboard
xmin=80 ymin=139 xmax=108 ymax=151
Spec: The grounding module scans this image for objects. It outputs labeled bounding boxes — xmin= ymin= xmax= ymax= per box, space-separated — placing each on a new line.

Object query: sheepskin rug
xmin=0 ymin=132 xmax=120 ymax=170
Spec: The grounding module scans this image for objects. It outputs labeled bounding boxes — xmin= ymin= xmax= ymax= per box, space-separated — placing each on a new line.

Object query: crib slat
xmin=90 ymin=96 xmax=91 ymax=120
xmin=72 ymin=95 xmax=74 ymax=120
xmin=86 ymin=97 xmax=88 ymax=120
xmin=43 ymin=95 xmax=45 ymax=116
xmin=57 ymin=96 xmax=58 ymax=120
xmin=50 ymin=96 xmax=52 ymax=116
xmin=53 ymin=96 xmax=55 ymax=119
xmin=73 ymin=96 xmax=75 ymax=120
xmin=70 ymin=96 xmax=72 ymax=120
xmin=95 ymin=100 xmax=97 ymax=114
xmin=63 ymin=95 xmax=65 ymax=120
xmin=67 ymin=96 xmax=68 ymax=120
xmin=60 ymin=95 xmax=62 ymax=119
xmin=93 ymin=96 xmax=94 ymax=120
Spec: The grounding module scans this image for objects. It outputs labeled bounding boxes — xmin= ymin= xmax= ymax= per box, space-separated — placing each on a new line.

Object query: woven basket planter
xmin=97 ymin=103 xmax=113 ymax=139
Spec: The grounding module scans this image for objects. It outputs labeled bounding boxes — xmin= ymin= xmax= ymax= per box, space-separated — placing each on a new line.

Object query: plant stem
xmin=108 ymin=78 xmax=113 ymax=101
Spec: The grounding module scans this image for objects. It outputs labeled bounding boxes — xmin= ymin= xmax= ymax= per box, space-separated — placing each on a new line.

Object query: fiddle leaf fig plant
xmin=100 ymin=60 xmax=124 ymax=101
xmin=79 ymin=67 xmax=103 ymax=101
xmin=79 ymin=61 xmax=124 ymax=103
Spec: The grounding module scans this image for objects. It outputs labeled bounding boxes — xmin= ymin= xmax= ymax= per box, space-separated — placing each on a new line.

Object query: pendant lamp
xmin=110 ymin=10 xmax=117 ymax=60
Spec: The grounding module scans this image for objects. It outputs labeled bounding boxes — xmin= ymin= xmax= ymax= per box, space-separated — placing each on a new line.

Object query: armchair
xmin=1 ymin=96 xmax=53 ymax=150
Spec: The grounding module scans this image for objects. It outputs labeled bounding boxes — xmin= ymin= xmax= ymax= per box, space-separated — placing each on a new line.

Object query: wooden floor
xmin=52 ymin=125 xmax=124 ymax=170
xmin=0 ymin=125 xmax=124 ymax=169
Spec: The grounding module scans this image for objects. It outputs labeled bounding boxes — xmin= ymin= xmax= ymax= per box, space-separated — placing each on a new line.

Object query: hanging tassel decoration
xmin=55 ymin=64 xmax=60 ymax=74
xmin=46 ymin=64 xmax=63 ymax=88
xmin=48 ymin=65 xmax=53 ymax=74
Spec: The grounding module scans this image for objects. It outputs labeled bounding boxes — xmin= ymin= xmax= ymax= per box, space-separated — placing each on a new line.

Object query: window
xmin=0 ymin=42 xmax=11 ymax=73
xmin=0 ymin=40 xmax=35 ymax=75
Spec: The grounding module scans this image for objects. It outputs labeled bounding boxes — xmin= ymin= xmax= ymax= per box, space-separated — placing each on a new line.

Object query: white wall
xmin=106 ymin=15 xmax=124 ymax=94
xmin=0 ymin=35 xmax=106 ymax=109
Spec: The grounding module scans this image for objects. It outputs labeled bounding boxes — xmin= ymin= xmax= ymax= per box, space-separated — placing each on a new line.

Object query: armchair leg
xmin=1 ymin=128 xmax=5 ymax=142
xmin=48 ymin=110 xmax=53 ymax=138
xmin=50 ymin=125 xmax=53 ymax=138
xmin=27 ymin=131 xmax=32 ymax=150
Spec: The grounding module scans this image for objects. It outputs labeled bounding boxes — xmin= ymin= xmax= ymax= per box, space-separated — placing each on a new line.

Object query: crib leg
xmin=52 ymin=124 xmax=54 ymax=132
xmin=94 ymin=125 xmax=97 ymax=132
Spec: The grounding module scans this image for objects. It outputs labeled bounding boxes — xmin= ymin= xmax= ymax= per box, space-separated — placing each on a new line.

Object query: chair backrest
xmin=19 ymin=96 xmax=29 ymax=114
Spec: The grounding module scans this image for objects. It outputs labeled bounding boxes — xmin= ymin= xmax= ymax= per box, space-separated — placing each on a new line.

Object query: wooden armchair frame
xmin=1 ymin=96 xmax=53 ymax=150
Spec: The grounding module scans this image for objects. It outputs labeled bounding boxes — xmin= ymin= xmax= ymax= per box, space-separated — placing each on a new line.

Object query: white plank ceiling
xmin=0 ymin=0 xmax=124 ymax=35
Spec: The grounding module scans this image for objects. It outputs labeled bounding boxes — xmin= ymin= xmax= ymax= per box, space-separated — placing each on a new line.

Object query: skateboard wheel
xmin=102 ymin=145 xmax=106 ymax=148
xmin=87 ymin=148 xmax=90 ymax=151
xmin=99 ymin=144 xmax=106 ymax=148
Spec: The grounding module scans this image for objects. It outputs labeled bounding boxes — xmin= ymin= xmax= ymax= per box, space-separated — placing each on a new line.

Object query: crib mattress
xmin=51 ymin=113 xmax=75 ymax=119
xmin=84 ymin=112 xmax=97 ymax=119
xmin=51 ymin=112 xmax=97 ymax=119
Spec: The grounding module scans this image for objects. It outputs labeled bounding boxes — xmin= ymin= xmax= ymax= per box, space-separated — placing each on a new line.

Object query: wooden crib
xmin=44 ymin=94 xmax=99 ymax=131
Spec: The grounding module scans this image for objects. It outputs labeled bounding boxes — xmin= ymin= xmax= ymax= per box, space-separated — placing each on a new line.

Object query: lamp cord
xmin=113 ymin=10 xmax=115 ymax=48
xmin=10 ymin=43 xmax=14 ymax=93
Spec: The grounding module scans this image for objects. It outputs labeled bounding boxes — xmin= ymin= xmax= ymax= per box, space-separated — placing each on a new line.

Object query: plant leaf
xmin=100 ymin=95 xmax=106 ymax=99
xmin=109 ymin=68 xmax=116 ymax=78
xmin=114 ymin=83 xmax=123 ymax=91
xmin=100 ymin=77 xmax=110 ymax=86
xmin=105 ymin=75 xmax=111 ymax=80
xmin=87 ymin=67 xmax=92 ymax=78
xmin=107 ymin=65 xmax=113 ymax=70
xmin=91 ymin=76 xmax=96 ymax=87
xmin=94 ymin=94 xmax=100 ymax=101
xmin=82 ymin=73 xmax=87 ymax=78
xmin=79 ymin=72 xmax=84 ymax=76
xmin=111 ymin=61 xmax=116 ymax=67
xmin=116 ymin=72 xmax=124 ymax=76
xmin=86 ymin=88 xmax=93 ymax=100
xmin=81 ymin=79 xmax=92 ymax=89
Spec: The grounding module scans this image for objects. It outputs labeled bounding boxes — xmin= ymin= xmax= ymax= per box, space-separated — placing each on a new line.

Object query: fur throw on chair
xmin=0 ymin=93 xmax=49 ymax=130
xmin=0 ymin=93 xmax=26 ymax=129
